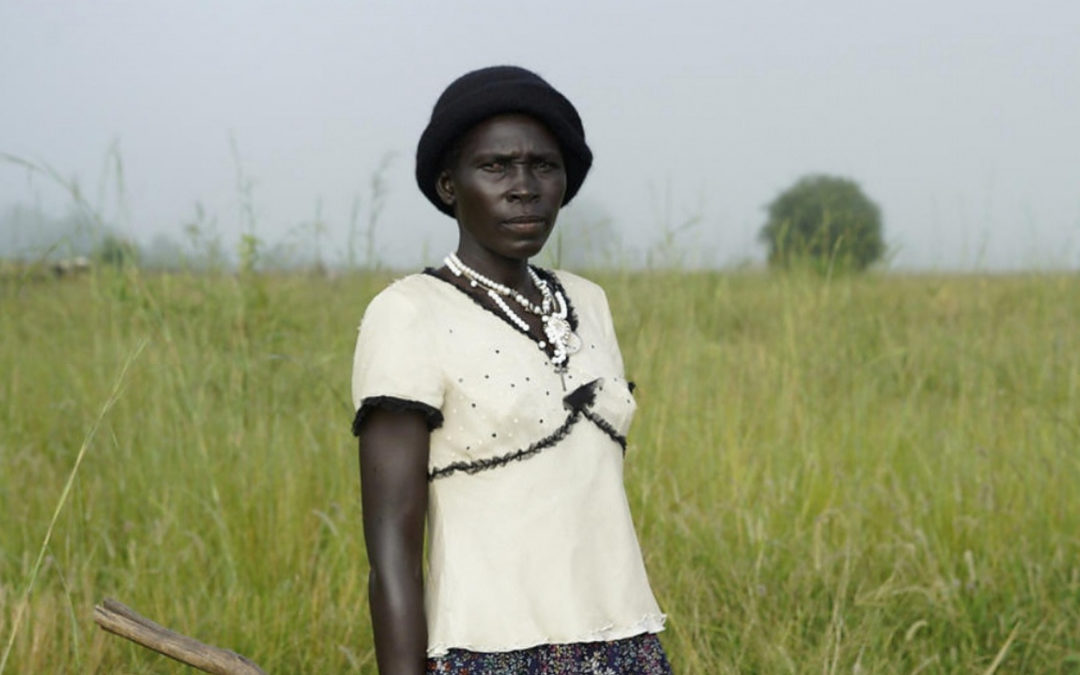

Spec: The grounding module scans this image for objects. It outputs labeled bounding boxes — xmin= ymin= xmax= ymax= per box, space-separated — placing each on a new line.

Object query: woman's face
xmin=437 ymin=114 xmax=567 ymax=266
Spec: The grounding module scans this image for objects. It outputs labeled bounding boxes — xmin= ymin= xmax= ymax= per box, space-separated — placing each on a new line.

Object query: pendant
xmin=544 ymin=316 xmax=582 ymax=355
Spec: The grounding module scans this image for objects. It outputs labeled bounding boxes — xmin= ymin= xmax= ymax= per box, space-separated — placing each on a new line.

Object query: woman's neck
xmin=453 ymin=248 xmax=531 ymax=294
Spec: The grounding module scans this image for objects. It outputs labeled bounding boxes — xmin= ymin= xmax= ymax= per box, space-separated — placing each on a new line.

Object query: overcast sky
xmin=2 ymin=0 xmax=1078 ymax=269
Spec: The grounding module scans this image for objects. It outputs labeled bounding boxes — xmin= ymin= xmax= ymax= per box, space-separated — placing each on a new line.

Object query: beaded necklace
xmin=445 ymin=253 xmax=582 ymax=368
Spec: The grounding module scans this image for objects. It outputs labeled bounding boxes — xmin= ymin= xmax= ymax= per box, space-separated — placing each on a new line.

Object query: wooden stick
xmin=93 ymin=598 xmax=266 ymax=675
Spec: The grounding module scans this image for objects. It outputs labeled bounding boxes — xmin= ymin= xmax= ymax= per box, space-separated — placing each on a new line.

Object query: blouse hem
xmin=425 ymin=612 xmax=667 ymax=658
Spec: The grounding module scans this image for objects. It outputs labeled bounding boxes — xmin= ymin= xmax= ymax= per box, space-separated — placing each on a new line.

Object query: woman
xmin=352 ymin=66 xmax=670 ymax=674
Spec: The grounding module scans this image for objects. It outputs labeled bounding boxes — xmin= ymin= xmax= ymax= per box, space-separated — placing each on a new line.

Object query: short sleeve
xmin=350 ymin=282 xmax=445 ymax=436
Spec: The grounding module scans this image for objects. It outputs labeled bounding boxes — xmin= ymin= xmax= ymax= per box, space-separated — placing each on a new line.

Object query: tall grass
xmin=1 ymin=267 xmax=1078 ymax=672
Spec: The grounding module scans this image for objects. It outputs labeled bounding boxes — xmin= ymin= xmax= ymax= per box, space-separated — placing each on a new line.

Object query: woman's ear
xmin=435 ymin=170 xmax=455 ymax=208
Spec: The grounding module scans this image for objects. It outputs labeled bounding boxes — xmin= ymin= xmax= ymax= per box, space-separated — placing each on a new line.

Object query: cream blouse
xmin=351 ymin=269 xmax=665 ymax=658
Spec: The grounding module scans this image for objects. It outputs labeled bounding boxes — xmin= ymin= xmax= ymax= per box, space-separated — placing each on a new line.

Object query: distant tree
xmin=759 ymin=174 xmax=885 ymax=272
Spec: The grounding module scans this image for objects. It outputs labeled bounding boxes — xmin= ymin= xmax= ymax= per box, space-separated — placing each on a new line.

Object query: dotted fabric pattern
xmin=351 ymin=270 xmax=636 ymax=481
xmin=425 ymin=633 xmax=673 ymax=674
xmin=351 ymin=269 xmax=666 ymax=657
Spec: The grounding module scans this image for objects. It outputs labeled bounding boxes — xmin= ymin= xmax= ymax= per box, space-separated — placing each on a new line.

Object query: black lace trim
xmin=427 ymin=380 xmax=626 ymax=480
xmin=582 ymin=408 xmax=627 ymax=452
xmin=563 ymin=379 xmax=598 ymax=411
xmin=422 ymin=265 xmax=579 ymax=368
xmin=428 ymin=409 xmax=583 ymax=480
xmin=567 ymin=379 xmax=625 ymax=450
xmin=352 ymin=396 xmax=444 ymax=436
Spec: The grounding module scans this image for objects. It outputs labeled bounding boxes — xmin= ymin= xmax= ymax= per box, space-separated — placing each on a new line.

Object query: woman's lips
xmin=502 ymin=217 xmax=547 ymax=234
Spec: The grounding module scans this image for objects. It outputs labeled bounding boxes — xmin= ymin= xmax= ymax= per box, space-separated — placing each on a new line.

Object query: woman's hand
xmin=357 ymin=407 xmax=431 ymax=674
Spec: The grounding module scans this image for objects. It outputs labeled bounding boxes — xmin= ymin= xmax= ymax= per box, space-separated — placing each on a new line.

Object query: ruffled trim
xmin=427 ymin=407 xmax=581 ymax=480
xmin=566 ymin=380 xmax=626 ymax=451
xmin=562 ymin=378 xmax=598 ymax=411
xmin=426 ymin=613 xmax=667 ymax=659
xmin=582 ymin=409 xmax=627 ymax=451
xmin=427 ymin=380 xmax=626 ymax=480
xmin=352 ymin=396 xmax=444 ymax=436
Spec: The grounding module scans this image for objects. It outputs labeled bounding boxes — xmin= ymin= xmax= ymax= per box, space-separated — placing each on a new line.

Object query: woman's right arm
xmin=357 ymin=407 xmax=431 ymax=675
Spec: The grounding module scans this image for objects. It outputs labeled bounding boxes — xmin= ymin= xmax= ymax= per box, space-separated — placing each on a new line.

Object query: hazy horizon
xmin=2 ymin=0 xmax=1078 ymax=271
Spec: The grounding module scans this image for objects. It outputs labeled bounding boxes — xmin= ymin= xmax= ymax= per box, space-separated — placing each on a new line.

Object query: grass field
xmin=1 ymin=267 xmax=1078 ymax=673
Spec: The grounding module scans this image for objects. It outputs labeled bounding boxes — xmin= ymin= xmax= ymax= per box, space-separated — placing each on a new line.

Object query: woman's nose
xmin=506 ymin=164 xmax=540 ymax=202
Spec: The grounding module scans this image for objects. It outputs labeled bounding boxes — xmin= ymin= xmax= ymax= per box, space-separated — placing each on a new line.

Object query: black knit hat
xmin=416 ymin=65 xmax=593 ymax=217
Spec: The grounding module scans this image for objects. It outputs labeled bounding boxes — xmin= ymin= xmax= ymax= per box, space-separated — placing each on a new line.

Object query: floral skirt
xmin=425 ymin=632 xmax=672 ymax=674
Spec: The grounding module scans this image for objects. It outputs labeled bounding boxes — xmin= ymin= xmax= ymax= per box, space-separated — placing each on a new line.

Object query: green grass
xmin=1 ymin=268 xmax=1078 ymax=673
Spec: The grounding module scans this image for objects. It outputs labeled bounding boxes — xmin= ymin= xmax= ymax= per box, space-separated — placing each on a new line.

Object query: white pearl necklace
xmin=446 ymin=253 xmax=552 ymax=316
xmin=444 ymin=253 xmax=581 ymax=367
